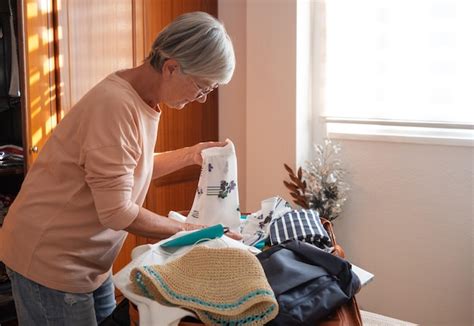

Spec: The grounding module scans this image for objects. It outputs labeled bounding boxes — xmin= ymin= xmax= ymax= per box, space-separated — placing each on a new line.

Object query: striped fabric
xmin=269 ymin=209 xmax=333 ymax=251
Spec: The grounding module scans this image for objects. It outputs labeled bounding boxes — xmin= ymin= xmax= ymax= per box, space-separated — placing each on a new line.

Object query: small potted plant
xmin=283 ymin=139 xmax=349 ymax=222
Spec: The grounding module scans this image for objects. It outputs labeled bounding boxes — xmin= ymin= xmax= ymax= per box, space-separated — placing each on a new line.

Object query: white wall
xmin=333 ymin=140 xmax=473 ymax=325
xmin=245 ymin=0 xmax=297 ymax=212
xmin=219 ymin=1 xmax=473 ymax=325
xmin=219 ymin=0 xmax=297 ymax=212
xmin=218 ymin=0 xmax=248 ymax=210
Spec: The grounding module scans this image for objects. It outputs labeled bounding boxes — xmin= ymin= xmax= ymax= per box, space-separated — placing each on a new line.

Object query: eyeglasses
xmin=189 ymin=77 xmax=218 ymax=99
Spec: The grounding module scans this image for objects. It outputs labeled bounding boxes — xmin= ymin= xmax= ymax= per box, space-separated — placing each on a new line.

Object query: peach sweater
xmin=0 ymin=73 xmax=160 ymax=293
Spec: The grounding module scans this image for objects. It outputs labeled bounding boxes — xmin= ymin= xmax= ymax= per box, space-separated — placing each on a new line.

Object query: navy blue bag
xmin=256 ymin=240 xmax=361 ymax=325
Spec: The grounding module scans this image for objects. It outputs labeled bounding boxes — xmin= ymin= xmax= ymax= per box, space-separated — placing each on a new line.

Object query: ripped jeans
xmin=6 ymin=267 xmax=116 ymax=325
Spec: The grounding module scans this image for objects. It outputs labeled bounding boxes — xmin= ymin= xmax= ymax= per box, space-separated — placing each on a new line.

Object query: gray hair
xmin=147 ymin=11 xmax=235 ymax=85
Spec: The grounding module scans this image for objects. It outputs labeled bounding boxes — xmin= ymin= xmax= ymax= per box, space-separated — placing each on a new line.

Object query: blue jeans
xmin=6 ymin=267 xmax=116 ymax=325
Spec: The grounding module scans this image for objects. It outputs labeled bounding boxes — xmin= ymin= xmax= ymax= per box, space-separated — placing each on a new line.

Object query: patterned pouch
xmin=269 ymin=209 xmax=333 ymax=251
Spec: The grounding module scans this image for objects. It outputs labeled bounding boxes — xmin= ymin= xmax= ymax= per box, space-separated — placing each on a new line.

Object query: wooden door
xmin=113 ymin=0 xmax=219 ymax=272
xmin=20 ymin=0 xmax=138 ymax=163
xmin=54 ymin=0 xmax=136 ymax=116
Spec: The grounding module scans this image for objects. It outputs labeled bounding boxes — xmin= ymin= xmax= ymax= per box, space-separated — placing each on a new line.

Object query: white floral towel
xmin=186 ymin=140 xmax=241 ymax=232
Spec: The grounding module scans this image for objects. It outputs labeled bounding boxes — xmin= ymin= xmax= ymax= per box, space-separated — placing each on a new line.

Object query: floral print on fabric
xmin=186 ymin=140 xmax=241 ymax=231
xmin=205 ymin=180 xmax=237 ymax=199
xmin=240 ymin=196 xmax=293 ymax=246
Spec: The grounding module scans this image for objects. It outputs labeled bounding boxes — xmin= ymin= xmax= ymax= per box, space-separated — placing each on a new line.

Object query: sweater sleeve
xmin=80 ymin=96 xmax=143 ymax=231
xmin=84 ymin=144 xmax=141 ymax=230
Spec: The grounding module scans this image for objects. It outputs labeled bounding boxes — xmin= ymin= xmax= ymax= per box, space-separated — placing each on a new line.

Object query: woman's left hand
xmin=190 ymin=141 xmax=227 ymax=165
xmin=183 ymin=222 xmax=243 ymax=241
xmin=225 ymin=229 xmax=243 ymax=241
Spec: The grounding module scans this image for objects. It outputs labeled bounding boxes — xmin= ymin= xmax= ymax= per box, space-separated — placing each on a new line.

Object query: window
xmin=319 ymin=0 xmax=473 ymax=145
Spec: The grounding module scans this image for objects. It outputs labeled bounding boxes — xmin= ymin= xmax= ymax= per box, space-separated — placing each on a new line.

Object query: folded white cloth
xmin=186 ymin=139 xmax=241 ymax=232
xmin=167 ymin=211 xmax=187 ymax=223
xmin=113 ymin=232 xmax=259 ymax=326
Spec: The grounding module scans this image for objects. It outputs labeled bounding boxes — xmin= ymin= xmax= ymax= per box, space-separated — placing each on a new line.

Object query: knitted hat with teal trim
xmin=131 ymin=246 xmax=278 ymax=325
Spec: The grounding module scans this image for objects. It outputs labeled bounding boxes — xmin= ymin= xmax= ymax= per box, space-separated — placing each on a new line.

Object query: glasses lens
xmin=191 ymin=77 xmax=218 ymax=99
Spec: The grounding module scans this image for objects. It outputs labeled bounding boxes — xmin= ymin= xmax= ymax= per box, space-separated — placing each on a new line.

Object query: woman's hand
xmin=183 ymin=222 xmax=243 ymax=241
xmin=190 ymin=141 xmax=227 ymax=165
xmin=224 ymin=229 xmax=243 ymax=241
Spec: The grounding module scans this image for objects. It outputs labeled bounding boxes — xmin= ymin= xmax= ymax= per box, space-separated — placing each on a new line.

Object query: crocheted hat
xmin=131 ymin=246 xmax=278 ymax=325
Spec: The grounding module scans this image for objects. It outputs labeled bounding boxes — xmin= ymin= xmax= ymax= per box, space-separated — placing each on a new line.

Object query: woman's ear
xmin=162 ymin=59 xmax=180 ymax=79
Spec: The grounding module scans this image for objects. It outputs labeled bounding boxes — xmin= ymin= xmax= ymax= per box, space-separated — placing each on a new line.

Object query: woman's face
xmin=161 ymin=60 xmax=217 ymax=110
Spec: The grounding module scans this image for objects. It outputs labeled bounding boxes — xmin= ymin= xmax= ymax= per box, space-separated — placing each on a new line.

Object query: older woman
xmin=0 ymin=11 xmax=239 ymax=325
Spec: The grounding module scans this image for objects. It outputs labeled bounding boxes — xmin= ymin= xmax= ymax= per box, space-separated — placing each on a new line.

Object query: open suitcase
xmin=128 ymin=218 xmax=362 ymax=326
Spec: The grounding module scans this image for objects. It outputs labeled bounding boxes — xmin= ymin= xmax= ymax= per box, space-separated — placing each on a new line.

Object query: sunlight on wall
xmin=41 ymin=27 xmax=53 ymax=46
xmin=57 ymin=25 xmax=62 ymax=40
xmin=25 ymin=0 xmax=57 ymax=162
xmin=32 ymin=128 xmax=42 ymax=146
xmin=42 ymin=56 xmax=54 ymax=75
xmin=28 ymin=34 xmax=39 ymax=52
xmin=29 ymin=71 xmax=40 ymax=85
xmin=26 ymin=2 xmax=38 ymax=19
xmin=45 ymin=113 xmax=56 ymax=135
xmin=38 ymin=0 xmax=52 ymax=14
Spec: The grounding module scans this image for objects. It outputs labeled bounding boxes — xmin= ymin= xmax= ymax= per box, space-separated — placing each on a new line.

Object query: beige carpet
xmin=361 ymin=310 xmax=418 ymax=326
